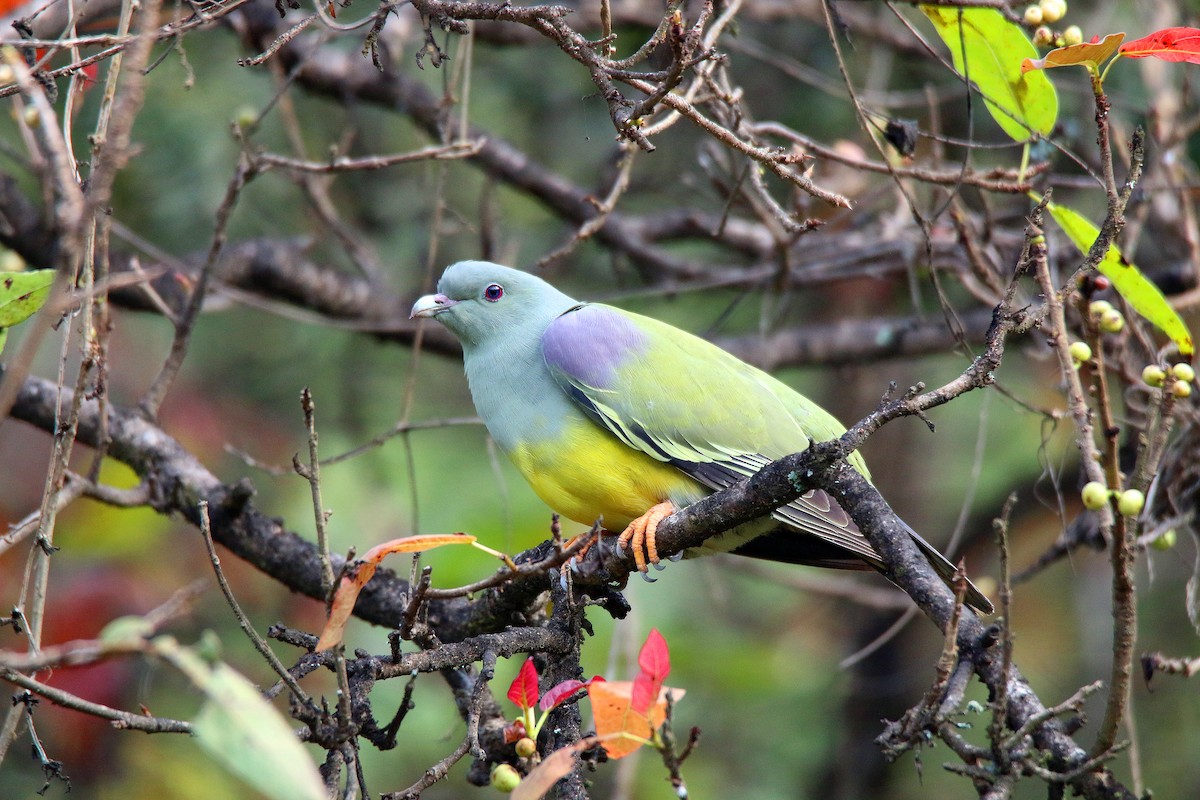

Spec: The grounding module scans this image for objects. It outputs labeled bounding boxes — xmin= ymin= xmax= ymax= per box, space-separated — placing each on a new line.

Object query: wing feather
xmin=541 ymin=303 xmax=994 ymax=612
xmin=541 ymin=303 xmax=878 ymax=560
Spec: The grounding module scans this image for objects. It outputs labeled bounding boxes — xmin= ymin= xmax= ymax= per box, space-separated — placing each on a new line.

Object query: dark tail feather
xmin=906 ymin=526 xmax=994 ymax=614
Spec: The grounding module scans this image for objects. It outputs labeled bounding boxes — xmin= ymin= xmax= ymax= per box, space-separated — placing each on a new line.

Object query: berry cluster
xmin=1024 ymin=0 xmax=1082 ymax=49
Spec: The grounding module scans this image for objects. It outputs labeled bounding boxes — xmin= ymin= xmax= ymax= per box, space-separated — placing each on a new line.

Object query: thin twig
xmin=1 ymin=671 xmax=192 ymax=733
xmin=238 ymin=12 xmax=318 ymax=65
xmin=253 ymin=139 xmax=483 ymax=173
xmin=381 ymin=650 xmax=495 ymax=799
xmin=198 ymin=501 xmax=318 ymax=713
xmin=297 ymin=388 xmax=336 ymax=602
xmin=140 ymin=158 xmax=255 ymax=417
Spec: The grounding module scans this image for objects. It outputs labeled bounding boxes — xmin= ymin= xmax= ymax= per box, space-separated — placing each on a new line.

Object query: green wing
xmin=540 ymin=302 xmax=993 ymax=612
xmin=541 ymin=302 xmax=878 ymax=565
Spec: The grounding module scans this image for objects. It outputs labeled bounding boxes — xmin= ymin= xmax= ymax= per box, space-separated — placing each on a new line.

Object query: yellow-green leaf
xmin=922 ymin=6 xmax=1058 ymax=141
xmin=1047 ymin=201 xmax=1194 ymax=355
xmin=0 ymin=269 xmax=55 ymax=327
xmin=154 ymin=636 xmax=325 ymax=800
xmin=98 ymin=615 xmax=156 ymax=646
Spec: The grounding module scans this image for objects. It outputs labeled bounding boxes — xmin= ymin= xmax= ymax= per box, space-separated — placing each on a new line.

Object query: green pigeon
xmin=411 ymin=261 xmax=992 ymax=613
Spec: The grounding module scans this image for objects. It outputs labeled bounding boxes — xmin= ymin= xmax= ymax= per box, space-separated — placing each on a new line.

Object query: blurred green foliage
xmin=2 ymin=4 xmax=1199 ymax=800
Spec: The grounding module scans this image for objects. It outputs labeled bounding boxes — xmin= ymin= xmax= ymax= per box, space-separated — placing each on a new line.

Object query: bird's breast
xmin=463 ymin=337 xmax=704 ymax=530
xmin=510 ymin=416 xmax=705 ymax=531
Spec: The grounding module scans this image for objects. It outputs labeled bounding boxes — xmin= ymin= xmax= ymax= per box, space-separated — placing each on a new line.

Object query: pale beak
xmin=410 ymin=293 xmax=457 ymax=319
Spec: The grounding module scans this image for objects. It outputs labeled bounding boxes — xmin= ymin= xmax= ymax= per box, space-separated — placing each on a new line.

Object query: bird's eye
xmin=483 ymin=283 xmax=504 ymax=302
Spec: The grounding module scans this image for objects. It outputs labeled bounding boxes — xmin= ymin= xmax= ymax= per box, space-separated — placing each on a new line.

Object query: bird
xmin=410 ymin=261 xmax=992 ymax=613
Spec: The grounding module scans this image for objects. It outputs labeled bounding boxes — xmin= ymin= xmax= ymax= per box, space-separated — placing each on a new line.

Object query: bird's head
xmin=410 ymin=261 xmax=579 ymax=348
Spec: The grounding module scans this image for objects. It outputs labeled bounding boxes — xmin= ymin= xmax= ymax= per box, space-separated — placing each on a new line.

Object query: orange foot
xmin=617 ymin=501 xmax=676 ymax=574
xmin=562 ymin=529 xmax=600 ymax=561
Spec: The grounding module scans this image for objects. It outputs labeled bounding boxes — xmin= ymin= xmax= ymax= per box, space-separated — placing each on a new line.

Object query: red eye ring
xmin=484 ymin=283 xmax=504 ymax=302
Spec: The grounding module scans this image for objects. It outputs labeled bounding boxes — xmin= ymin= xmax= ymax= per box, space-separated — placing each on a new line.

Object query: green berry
xmin=1151 ymin=529 xmax=1177 ymax=551
xmin=22 ymin=106 xmax=40 ymax=128
xmin=490 ymin=763 xmax=521 ymax=793
xmin=1023 ymin=5 xmax=1043 ymax=26
xmin=1068 ymin=341 xmax=1092 ymax=363
xmin=1033 ymin=26 xmax=1055 ymax=47
xmin=515 ymin=737 xmax=537 ymax=759
xmin=1098 ymin=308 xmax=1124 ymax=333
xmin=234 ymin=106 xmax=258 ymax=130
xmin=195 ymin=629 xmax=223 ymax=664
xmin=1173 ymin=380 xmax=1192 ymax=399
xmin=1142 ymin=365 xmax=1166 ymax=387
xmin=1062 ymin=25 xmax=1083 ymax=46
xmin=1117 ymin=489 xmax=1144 ymax=517
xmin=1081 ymin=481 xmax=1109 ymax=511
xmin=1088 ymin=300 xmax=1113 ymax=318
xmin=1171 ymin=363 xmax=1195 ymax=383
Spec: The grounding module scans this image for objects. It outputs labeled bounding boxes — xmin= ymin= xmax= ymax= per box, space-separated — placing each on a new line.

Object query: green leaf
xmin=922 ymin=6 xmax=1058 ymax=141
xmin=1047 ymin=201 xmax=1194 ymax=355
xmin=191 ymin=665 xmax=326 ymax=800
xmin=98 ymin=615 xmax=156 ymax=646
xmin=0 ymin=269 xmax=56 ymax=327
xmin=154 ymin=636 xmax=325 ymax=800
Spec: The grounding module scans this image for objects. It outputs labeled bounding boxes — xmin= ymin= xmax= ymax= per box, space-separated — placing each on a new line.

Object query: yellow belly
xmin=509 ymin=417 xmax=705 ymax=530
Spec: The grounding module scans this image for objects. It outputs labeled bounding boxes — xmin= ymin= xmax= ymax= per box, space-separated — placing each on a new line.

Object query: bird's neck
xmin=462 ymin=320 xmax=577 ymax=454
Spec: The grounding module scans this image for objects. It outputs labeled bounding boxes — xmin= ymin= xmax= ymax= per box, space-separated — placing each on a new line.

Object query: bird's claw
xmin=667 ymin=551 xmax=684 ymax=562
xmin=617 ymin=501 xmax=675 ymax=576
xmin=652 ymin=561 xmax=666 ymax=571
xmin=640 ymin=571 xmax=658 ymax=583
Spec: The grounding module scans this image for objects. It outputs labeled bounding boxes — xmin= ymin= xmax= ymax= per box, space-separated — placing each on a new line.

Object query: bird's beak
xmin=410 ymin=293 xmax=457 ymax=319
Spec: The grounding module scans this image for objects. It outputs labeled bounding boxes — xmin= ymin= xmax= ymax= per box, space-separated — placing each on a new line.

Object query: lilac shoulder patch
xmin=542 ymin=304 xmax=647 ymax=389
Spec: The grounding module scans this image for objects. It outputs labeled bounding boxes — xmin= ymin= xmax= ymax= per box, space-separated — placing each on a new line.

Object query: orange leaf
xmin=357 ymin=533 xmax=476 ymax=566
xmin=1021 ymin=32 xmax=1124 ymax=74
xmin=1120 ymin=27 xmax=1200 ymax=63
xmin=588 ymin=680 xmax=683 ymax=759
xmin=314 ymin=533 xmax=475 ymax=651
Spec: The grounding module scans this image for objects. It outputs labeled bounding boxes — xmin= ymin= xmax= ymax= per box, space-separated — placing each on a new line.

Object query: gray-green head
xmin=410 ymin=261 xmax=579 ymax=349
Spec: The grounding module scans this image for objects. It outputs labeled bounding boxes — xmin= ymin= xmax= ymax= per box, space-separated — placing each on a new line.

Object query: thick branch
xmin=4 ymin=368 xmax=543 ymax=643
xmin=4 ymin=352 xmax=1133 ymax=797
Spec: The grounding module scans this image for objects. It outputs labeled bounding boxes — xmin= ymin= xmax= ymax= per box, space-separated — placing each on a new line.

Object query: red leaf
xmin=502 ymin=720 xmax=527 ymax=744
xmin=507 ymin=658 xmax=539 ymax=711
xmin=1120 ymin=27 xmax=1200 ymax=63
xmin=630 ymin=675 xmax=655 ymax=714
xmin=539 ymin=678 xmax=593 ymax=712
xmin=631 ymin=629 xmax=670 ymax=714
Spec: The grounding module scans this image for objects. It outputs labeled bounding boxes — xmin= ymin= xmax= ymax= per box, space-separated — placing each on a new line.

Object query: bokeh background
xmin=2 ymin=1 xmax=1199 ymax=798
